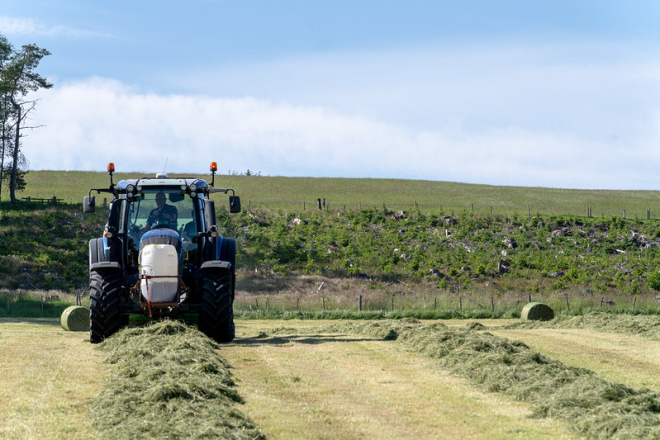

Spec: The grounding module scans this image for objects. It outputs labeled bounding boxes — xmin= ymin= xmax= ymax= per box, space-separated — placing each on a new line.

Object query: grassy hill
xmin=2 ymin=171 xmax=660 ymax=317
xmin=16 ymin=170 xmax=660 ymax=218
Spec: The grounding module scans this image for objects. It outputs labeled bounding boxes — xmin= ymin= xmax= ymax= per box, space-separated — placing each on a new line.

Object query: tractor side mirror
xmin=229 ymin=196 xmax=241 ymax=214
xmin=83 ymin=196 xmax=96 ymax=213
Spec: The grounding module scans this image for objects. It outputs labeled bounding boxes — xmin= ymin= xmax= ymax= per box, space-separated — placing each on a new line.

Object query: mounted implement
xmin=83 ymin=162 xmax=241 ymax=343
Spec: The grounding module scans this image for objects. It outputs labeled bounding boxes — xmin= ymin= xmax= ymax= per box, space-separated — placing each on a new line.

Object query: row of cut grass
xmin=91 ymin=320 xmax=264 ymax=439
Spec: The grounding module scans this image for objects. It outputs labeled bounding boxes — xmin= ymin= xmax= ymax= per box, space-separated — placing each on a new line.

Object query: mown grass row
xmin=272 ymin=317 xmax=660 ymax=439
xmin=504 ymin=311 xmax=660 ymax=340
xmin=91 ymin=320 xmax=264 ymax=439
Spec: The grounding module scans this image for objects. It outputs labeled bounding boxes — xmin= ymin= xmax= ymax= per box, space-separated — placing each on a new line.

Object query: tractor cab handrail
xmin=208 ymin=187 xmax=235 ymax=196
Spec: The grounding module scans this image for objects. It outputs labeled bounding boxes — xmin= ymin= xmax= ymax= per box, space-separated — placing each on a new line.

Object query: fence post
xmin=459 ymin=297 xmax=463 ymax=314
xmin=266 ymin=296 xmax=270 ymax=312
xmin=359 ymin=295 xmax=362 ymax=312
xmin=633 ymin=296 xmax=637 ymax=309
xmin=565 ymin=295 xmax=570 ymax=311
xmin=322 ymin=297 xmax=325 ymax=311
xmin=391 ymin=295 xmax=394 ymax=311
xmin=297 ymin=297 xmax=300 ymax=310
xmin=491 ymin=296 xmax=495 ymax=313
xmin=317 ymin=198 xmax=322 ymax=210
xmin=623 ymin=209 xmax=626 ymax=219
xmin=434 ymin=297 xmax=437 ymax=310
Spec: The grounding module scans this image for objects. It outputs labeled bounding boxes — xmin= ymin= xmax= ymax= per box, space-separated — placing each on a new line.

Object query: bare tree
xmin=0 ymin=39 xmax=52 ymax=203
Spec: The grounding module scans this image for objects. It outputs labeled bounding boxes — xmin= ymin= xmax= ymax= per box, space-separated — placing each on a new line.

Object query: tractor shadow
xmin=233 ymin=333 xmax=382 ymax=346
xmin=0 ymin=317 xmax=64 ymax=327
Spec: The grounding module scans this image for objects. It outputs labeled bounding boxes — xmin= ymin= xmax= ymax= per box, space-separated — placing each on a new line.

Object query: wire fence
xmin=233 ymin=291 xmax=660 ymax=317
xmin=237 ymin=199 xmax=660 ymax=220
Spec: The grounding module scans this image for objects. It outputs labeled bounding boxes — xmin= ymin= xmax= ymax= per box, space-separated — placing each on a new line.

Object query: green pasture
xmin=15 ymin=170 xmax=660 ymax=217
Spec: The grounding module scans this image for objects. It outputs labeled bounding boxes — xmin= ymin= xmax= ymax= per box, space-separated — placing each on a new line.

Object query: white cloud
xmin=23 ymin=77 xmax=660 ymax=190
xmin=0 ymin=16 xmax=110 ymax=38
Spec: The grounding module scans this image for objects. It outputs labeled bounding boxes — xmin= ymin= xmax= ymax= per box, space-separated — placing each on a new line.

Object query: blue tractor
xmin=83 ymin=162 xmax=241 ymax=343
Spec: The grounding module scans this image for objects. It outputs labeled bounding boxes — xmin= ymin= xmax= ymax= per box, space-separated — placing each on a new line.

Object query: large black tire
xmin=219 ymin=237 xmax=237 ymax=301
xmin=199 ymin=270 xmax=235 ymax=342
xmin=89 ymin=237 xmax=107 ymax=266
xmin=219 ymin=237 xmax=237 ymax=270
xmin=89 ymin=270 xmax=126 ymax=343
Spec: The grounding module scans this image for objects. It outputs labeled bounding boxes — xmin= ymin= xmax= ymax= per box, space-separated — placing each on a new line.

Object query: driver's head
xmin=155 ymin=192 xmax=166 ymax=208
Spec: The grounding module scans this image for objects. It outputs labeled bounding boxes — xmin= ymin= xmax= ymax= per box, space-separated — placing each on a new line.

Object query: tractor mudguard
xmin=198 ymin=260 xmax=232 ymax=272
xmin=90 ymin=261 xmax=123 ymax=273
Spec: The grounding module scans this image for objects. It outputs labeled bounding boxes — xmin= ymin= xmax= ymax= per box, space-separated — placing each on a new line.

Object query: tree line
xmin=0 ymin=33 xmax=51 ymax=206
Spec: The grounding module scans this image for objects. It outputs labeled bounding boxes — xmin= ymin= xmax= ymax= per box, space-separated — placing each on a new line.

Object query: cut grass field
xmin=222 ymin=320 xmax=575 ymax=440
xmin=0 ymin=318 xmax=106 ymax=439
xmin=19 ymin=170 xmax=660 ymax=217
xmin=4 ymin=316 xmax=660 ymax=439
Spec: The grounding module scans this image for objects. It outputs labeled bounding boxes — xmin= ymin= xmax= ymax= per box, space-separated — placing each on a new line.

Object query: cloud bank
xmin=24 ymin=75 xmax=660 ymax=190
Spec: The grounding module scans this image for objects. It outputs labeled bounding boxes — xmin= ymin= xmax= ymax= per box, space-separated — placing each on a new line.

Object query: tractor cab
xmin=83 ymin=162 xmax=241 ymax=343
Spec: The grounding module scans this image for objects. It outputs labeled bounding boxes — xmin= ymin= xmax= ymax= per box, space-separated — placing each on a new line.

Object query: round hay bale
xmin=521 ymin=302 xmax=554 ymax=321
xmin=61 ymin=306 xmax=89 ymax=332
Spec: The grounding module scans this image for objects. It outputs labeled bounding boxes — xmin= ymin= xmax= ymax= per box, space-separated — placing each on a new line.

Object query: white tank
xmin=139 ymin=244 xmax=179 ymax=303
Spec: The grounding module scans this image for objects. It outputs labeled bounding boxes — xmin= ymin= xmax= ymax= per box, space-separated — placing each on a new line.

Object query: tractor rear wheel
xmin=89 ymin=270 xmax=126 ymax=343
xmin=199 ymin=270 xmax=235 ymax=342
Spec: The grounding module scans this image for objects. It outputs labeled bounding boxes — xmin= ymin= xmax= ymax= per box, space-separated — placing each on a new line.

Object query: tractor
xmin=82 ymin=162 xmax=241 ymax=343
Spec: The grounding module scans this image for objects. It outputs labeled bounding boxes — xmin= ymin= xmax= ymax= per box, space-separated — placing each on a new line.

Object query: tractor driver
xmin=144 ymin=191 xmax=178 ymax=230
xmin=181 ymin=210 xmax=197 ymax=251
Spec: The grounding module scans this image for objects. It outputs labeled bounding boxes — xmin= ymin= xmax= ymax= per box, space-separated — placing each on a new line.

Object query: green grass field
xmin=16 ymin=170 xmax=660 ymax=218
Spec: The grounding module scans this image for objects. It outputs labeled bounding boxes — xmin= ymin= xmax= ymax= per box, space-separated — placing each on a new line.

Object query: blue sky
xmin=3 ymin=1 xmax=660 ymax=189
